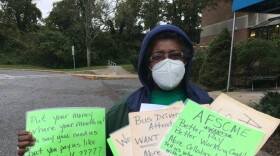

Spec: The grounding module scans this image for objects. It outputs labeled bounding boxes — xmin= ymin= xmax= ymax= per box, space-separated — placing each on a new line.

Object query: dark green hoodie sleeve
xmin=106 ymin=97 xmax=130 ymax=136
xmin=105 ymin=96 xmax=130 ymax=156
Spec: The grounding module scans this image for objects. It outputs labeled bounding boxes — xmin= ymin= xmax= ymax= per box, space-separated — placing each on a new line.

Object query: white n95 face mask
xmin=150 ymin=59 xmax=185 ymax=90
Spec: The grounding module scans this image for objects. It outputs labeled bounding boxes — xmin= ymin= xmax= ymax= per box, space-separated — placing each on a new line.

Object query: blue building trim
xmin=232 ymin=0 xmax=264 ymax=11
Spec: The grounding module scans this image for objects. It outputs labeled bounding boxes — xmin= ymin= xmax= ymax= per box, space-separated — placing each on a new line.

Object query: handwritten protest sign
xmin=25 ymin=108 xmax=105 ymax=156
xmin=160 ymin=100 xmax=265 ymax=156
xmin=210 ymin=93 xmax=280 ymax=152
xmin=109 ymin=126 xmax=132 ymax=156
xmin=129 ymin=102 xmax=184 ymax=156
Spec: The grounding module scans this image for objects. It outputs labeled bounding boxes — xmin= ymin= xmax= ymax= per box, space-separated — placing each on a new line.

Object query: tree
xmin=0 ymin=23 xmax=26 ymax=64
xmin=115 ymin=0 xmax=142 ymax=33
xmin=199 ymin=28 xmax=231 ymax=90
xmin=46 ymin=0 xmax=116 ymax=67
xmin=162 ymin=0 xmax=223 ymax=43
xmin=115 ymin=0 xmax=224 ymax=42
xmin=24 ymin=27 xmax=71 ymax=67
xmin=0 ymin=0 xmax=40 ymax=64
xmin=0 ymin=0 xmax=41 ymax=32
xmin=81 ymin=0 xmax=116 ymax=67
xmin=45 ymin=0 xmax=83 ymax=31
xmin=235 ymin=38 xmax=280 ymax=73
xmin=190 ymin=46 xmax=206 ymax=84
xmin=46 ymin=0 xmax=87 ymax=66
xmin=141 ymin=0 xmax=162 ymax=30
xmin=0 ymin=0 xmax=228 ymax=67
xmin=114 ymin=0 xmax=144 ymax=61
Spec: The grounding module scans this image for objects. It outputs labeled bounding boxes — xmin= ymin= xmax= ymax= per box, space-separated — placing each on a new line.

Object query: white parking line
xmin=0 ymin=74 xmax=14 ymax=79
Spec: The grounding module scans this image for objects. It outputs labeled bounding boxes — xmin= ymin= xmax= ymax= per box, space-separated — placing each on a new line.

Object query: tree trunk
xmin=87 ymin=46 xmax=91 ymax=67
xmin=84 ymin=0 xmax=93 ymax=67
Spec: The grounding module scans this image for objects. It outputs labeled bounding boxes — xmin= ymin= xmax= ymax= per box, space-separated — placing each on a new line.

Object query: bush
xmin=0 ymin=25 xmax=28 ymax=64
xmin=190 ymin=46 xmax=206 ymax=83
xmin=198 ymin=28 xmax=231 ymax=90
xmin=253 ymin=91 xmax=280 ymax=119
xmin=129 ymin=55 xmax=138 ymax=71
xmin=270 ymin=33 xmax=280 ymax=48
xmin=253 ymin=91 xmax=280 ymax=133
xmin=0 ymin=53 xmax=13 ymax=64
xmin=270 ymin=34 xmax=280 ymax=74
xmin=24 ymin=28 xmax=72 ymax=68
xmin=234 ymin=38 xmax=279 ymax=72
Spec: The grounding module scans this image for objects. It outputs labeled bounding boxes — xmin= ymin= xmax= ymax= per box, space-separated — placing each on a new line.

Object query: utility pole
xmin=227 ymin=12 xmax=236 ymax=92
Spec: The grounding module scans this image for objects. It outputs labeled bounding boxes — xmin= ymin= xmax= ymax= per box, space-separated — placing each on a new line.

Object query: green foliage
xmin=0 ymin=24 xmax=27 ymax=64
xmin=45 ymin=0 xmax=82 ymax=31
xmin=141 ymin=0 xmax=162 ymax=30
xmin=162 ymin=0 xmax=223 ymax=43
xmin=253 ymin=92 xmax=280 ymax=119
xmin=115 ymin=0 xmax=223 ymax=42
xmin=0 ymin=0 xmax=225 ymax=68
xmin=25 ymin=28 xmax=72 ymax=68
xmin=234 ymin=38 xmax=280 ymax=73
xmin=121 ymin=64 xmax=137 ymax=74
xmin=0 ymin=25 xmax=20 ymax=53
xmin=0 ymin=53 xmax=13 ymax=64
xmin=0 ymin=0 xmax=42 ymax=32
xmin=115 ymin=0 xmax=140 ymax=33
xmin=114 ymin=0 xmax=144 ymax=63
xmin=92 ymin=32 xmax=118 ymax=65
xmin=0 ymin=64 xmax=107 ymax=71
xmin=199 ymin=28 xmax=231 ymax=90
xmin=190 ymin=46 xmax=206 ymax=83
xmin=270 ymin=33 xmax=280 ymax=48
xmin=129 ymin=55 xmax=138 ymax=71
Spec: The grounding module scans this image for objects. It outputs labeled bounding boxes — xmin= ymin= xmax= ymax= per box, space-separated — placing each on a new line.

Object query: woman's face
xmin=149 ymin=39 xmax=185 ymax=68
xmin=148 ymin=39 xmax=187 ymax=91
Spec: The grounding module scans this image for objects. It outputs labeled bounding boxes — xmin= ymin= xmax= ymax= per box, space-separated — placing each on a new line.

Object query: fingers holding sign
xmin=17 ymin=131 xmax=36 ymax=156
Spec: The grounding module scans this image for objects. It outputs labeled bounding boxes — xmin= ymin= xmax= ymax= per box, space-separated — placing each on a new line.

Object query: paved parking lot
xmin=0 ymin=70 xmax=141 ymax=155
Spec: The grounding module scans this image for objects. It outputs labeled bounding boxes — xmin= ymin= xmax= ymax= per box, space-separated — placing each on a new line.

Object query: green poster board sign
xmin=107 ymin=138 xmax=119 ymax=156
xmin=25 ymin=108 xmax=105 ymax=156
xmin=160 ymin=100 xmax=265 ymax=156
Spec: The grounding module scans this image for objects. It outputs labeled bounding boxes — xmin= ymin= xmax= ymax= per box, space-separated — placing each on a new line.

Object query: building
xmin=200 ymin=1 xmax=280 ymax=45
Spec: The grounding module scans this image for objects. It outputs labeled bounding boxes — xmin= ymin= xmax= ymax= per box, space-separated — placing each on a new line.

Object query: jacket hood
xmin=138 ymin=24 xmax=194 ymax=93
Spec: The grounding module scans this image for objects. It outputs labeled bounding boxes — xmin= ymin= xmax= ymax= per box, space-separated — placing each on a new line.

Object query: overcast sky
xmin=36 ymin=0 xmax=61 ymax=18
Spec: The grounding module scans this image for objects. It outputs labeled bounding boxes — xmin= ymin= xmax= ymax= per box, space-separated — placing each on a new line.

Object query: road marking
xmin=0 ymin=74 xmax=14 ymax=79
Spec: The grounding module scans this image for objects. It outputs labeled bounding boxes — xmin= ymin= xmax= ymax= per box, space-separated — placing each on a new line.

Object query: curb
xmin=0 ymin=68 xmax=139 ymax=80
xmin=73 ymin=74 xmax=138 ymax=80
xmin=0 ymin=68 xmax=66 ymax=74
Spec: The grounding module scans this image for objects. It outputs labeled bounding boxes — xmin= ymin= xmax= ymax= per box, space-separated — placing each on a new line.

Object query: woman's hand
xmin=17 ymin=131 xmax=36 ymax=156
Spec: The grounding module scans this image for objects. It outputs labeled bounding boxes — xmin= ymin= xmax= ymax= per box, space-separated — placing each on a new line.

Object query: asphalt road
xmin=0 ymin=70 xmax=142 ymax=156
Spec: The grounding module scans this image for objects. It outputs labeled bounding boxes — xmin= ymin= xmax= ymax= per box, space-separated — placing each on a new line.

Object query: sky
xmin=36 ymin=0 xmax=61 ymax=18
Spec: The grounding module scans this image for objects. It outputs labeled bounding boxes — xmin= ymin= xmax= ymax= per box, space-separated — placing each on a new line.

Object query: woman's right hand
xmin=17 ymin=131 xmax=36 ymax=156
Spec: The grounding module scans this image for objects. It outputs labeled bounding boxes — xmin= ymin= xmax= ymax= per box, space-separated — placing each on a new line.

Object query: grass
xmin=0 ymin=65 xmax=50 ymax=70
xmin=60 ymin=66 xmax=107 ymax=72
xmin=0 ymin=64 xmax=107 ymax=72
xmin=121 ymin=64 xmax=137 ymax=74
